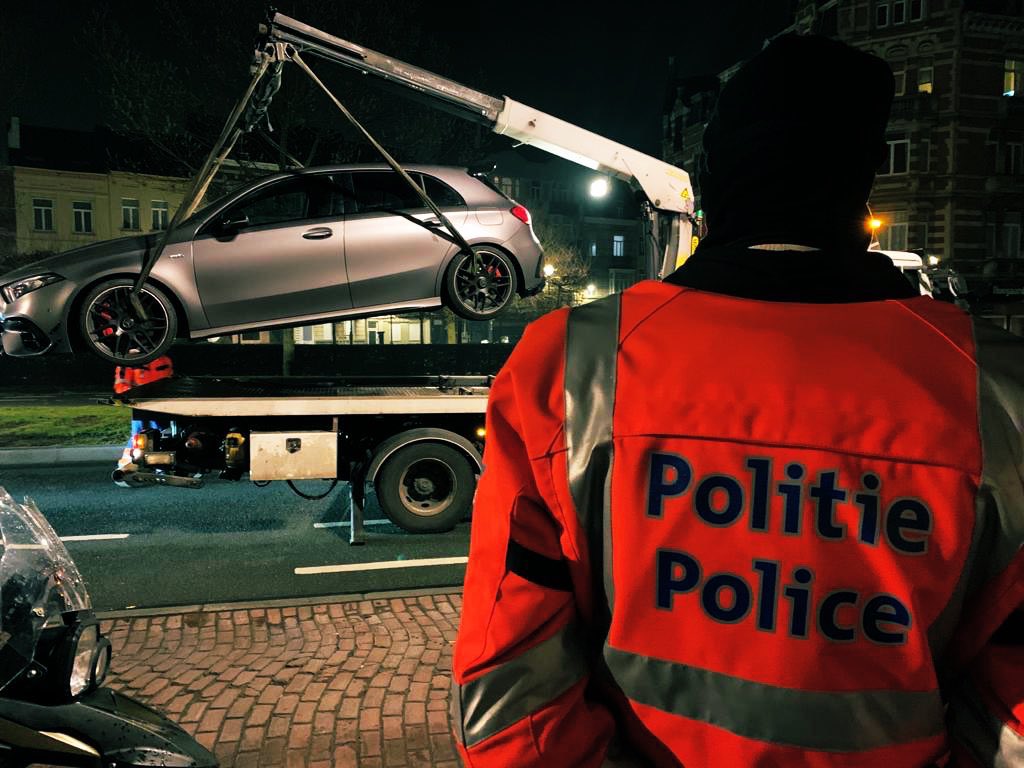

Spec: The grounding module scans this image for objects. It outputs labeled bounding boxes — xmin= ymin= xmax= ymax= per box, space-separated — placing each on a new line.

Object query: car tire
xmin=444 ymin=246 xmax=518 ymax=321
xmin=375 ymin=442 xmax=474 ymax=533
xmin=78 ymin=278 xmax=178 ymax=366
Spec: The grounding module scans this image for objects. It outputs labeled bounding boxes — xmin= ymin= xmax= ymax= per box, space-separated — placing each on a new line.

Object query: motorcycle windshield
xmin=0 ymin=487 xmax=90 ymax=692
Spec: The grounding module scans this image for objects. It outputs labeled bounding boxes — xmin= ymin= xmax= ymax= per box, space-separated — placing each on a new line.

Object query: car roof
xmin=270 ymin=163 xmax=470 ymax=178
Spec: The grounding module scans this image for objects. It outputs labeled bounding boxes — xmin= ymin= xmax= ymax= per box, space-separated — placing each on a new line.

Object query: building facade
xmin=664 ymin=0 xmax=1024 ymax=333
xmin=488 ymin=149 xmax=646 ymax=300
xmin=2 ymin=120 xmax=190 ymax=262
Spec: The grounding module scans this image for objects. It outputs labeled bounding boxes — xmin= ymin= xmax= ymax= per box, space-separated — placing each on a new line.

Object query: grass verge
xmin=0 ymin=405 xmax=130 ymax=448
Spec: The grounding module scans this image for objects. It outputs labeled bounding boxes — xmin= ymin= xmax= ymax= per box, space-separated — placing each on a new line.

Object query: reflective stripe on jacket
xmin=452 ymin=280 xmax=1024 ymax=767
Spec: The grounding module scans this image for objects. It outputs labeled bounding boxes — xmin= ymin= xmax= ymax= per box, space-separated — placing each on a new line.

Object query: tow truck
xmin=112 ymin=14 xmax=937 ymax=543
xmin=111 ymin=12 xmax=700 ymax=543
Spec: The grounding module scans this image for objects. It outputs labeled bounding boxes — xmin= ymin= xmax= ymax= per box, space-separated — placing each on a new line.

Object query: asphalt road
xmin=0 ymin=464 xmax=470 ymax=611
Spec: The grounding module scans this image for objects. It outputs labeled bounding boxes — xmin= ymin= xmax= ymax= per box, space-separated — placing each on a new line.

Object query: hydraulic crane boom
xmin=263 ymin=13 xmax=696 ymax=277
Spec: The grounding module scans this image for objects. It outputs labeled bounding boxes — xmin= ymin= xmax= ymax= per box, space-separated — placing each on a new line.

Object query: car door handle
xmin=302 ymin=227 xmax=333 ymax=240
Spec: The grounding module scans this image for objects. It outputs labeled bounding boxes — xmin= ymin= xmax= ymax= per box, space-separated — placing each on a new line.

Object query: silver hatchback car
xmin=0 ymin=164 xmax=544 ymax=363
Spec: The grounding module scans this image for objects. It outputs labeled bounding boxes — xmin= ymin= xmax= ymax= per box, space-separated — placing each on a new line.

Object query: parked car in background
xmin=0 ymin=165 xmax=545 ymax=364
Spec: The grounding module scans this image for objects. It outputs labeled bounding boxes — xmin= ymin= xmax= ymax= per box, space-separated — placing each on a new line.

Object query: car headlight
xmin=1 ymin=273 xmax=63 ymax=303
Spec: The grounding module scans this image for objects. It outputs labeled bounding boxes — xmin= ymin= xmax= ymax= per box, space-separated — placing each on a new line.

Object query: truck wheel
xmin=375 ymin=443 xmax=474 ymax=533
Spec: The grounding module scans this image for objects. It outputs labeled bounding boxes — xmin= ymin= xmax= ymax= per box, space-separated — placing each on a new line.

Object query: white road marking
xmin=59 ymin=534 xmax=131 ymax=542
xmin=295 ymin=556 xmax=468 ymax=575
xmin=313 ymin=520 xmax=391 ymax=529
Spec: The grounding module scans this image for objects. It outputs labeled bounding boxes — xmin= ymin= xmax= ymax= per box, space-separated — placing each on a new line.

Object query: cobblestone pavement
xmin=101 ymin=589 xmax=463 ymax=768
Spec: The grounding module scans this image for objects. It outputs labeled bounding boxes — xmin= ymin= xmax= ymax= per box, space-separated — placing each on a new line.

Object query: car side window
xmin=224 ymin=178 xmax=310 ymax=227
xmin=349 ymin=171 xmax=425 ymax=214
xmin=419 ymin=174 xmax=466 ymax=208
xmin=323 ymin=174 xmax=354 ymax=216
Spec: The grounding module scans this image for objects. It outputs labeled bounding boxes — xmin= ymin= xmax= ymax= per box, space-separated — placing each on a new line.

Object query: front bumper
xmin=0 ymin=280 xmax=76 ymax=356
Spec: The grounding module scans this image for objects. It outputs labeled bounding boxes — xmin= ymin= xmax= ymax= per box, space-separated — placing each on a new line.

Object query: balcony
xmin=889 ymin=93 xmax=936 ymax=122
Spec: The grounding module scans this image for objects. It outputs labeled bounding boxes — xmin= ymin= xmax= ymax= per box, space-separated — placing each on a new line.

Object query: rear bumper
xmin=501 ymin=227 xmax=545 ymax=295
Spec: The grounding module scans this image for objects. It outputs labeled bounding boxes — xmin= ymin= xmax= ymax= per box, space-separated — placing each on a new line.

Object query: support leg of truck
xmin=347 ymin=464 xmax=367 ymax=546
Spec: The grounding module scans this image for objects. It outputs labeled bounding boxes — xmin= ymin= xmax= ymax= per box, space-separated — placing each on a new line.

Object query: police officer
xmin=451 ymin=33 xmax=1024 ymax=767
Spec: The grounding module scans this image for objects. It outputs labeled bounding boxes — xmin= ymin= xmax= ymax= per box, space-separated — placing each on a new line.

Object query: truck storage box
xmin=249 ymin=431 xmax=337 ymax=481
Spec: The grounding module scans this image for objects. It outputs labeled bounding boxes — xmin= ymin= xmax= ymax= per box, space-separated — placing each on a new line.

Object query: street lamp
xmin=928 ymin=255 xmax=940 ymax=266
xmin=543 ymin=263 xmax=556 ymax=278
xmin=589 ymin=178 xmax=609 ymax=198
xmin=585 ymin=283 xmax=597 ymax=298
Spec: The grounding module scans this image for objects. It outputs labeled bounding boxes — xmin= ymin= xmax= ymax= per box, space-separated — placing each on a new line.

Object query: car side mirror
xmin=219 ymin=213 xmax=249 ymax=231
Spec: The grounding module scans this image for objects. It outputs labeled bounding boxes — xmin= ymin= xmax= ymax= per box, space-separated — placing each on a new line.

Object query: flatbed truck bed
xmin=111 ymin=374 xmax=492 ymax=543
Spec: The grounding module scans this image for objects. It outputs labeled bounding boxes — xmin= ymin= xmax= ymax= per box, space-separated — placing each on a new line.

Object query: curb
xmin=96 ymin=585 xmax=464 ymax=620
xmin=0 ymin=444 xmax=123 ymax=468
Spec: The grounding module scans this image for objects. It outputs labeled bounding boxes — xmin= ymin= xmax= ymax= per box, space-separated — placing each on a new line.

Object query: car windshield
xmin=0 ymin=488 xmax=90 ymax=693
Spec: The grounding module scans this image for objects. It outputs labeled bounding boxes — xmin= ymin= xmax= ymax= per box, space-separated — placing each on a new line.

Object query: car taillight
xmin=510 ymin=205 xmax=531 ymax=225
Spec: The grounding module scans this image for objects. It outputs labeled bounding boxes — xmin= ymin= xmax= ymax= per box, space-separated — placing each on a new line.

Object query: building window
xmin=32 ymin=198 xmax=54 ymax=231
xmin=121 ymin=198 xmax=140 ymax=230
xmin=1006 ymin=143 xmax=1023 ymax=175
xmin=894 ymin=70 xmax=906 ymax=96
xmin=72 ymin=201 xmax=93 ymax=234
xmin=880 ymin=138 xmax=910 ymax=175
xmin=879 ymin=222 xmax=909 ymax=250
xmin=1005 ymin=59 xmax=1022 ymax=97
xmin=530 ymin=180 xmax=541 ymax=199
xmin=917 ymin=66 xmax=933 ymax=94
xmin=892 ymin=0 xmax=906 ymax=24
xmin=496 ymin=176 xmax=517 ymax=198
xmin=920 ymin=139 xmax=931 ymax=172
xmin=608 ymin=269 xmax=636 ymax=294
xmin=612 ymin=234 xmax=625 ymax=258
xmin=294 ymin=324 xmax=333 ymax=344
xmin=1005 ymin=222 xmax=1022 ymax=258
xmin=151 ymin=200 xmax=169 ymax=230
xmin=909 ymin=0 xmax=924 ymax=21
xmin=590 ymin=241 xmax=597 ymax=258
xmin=876 ymin=2 xmax=889 ymax=27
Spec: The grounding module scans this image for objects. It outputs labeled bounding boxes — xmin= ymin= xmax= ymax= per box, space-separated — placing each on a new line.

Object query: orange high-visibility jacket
xmin=452 ymin=280 xmax=1024 ymax=767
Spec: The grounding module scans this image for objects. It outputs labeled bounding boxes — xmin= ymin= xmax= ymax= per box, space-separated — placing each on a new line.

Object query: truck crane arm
xmin=263 ymin=13 xmax=696 ymax=277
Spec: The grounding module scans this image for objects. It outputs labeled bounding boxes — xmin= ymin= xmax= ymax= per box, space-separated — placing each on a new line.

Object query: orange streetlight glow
xmin=869 ymin=217 xmax=883 ymax=231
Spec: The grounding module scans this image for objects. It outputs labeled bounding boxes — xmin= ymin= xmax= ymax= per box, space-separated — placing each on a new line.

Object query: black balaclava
xmin=697 ymin=34 xmax=895 ymax=255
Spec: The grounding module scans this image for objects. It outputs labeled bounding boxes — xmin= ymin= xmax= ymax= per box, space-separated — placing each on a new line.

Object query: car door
xmin=343 ymin=170 xmax=468 ymax=310
xmin=191 ymin=174 xmax=350 ymax=329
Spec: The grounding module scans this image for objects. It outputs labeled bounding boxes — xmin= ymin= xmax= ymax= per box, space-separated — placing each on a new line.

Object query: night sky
xmin=4 ymin=1 xmax=796 ymax=156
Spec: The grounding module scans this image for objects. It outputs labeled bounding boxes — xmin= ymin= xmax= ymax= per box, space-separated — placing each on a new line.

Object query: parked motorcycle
xmin=0 ymin=487 xmax=217 ymax=767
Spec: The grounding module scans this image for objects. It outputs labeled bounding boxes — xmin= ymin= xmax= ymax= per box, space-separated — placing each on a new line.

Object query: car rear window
xmin=418 ymin=174 xmax=465 ymax=208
